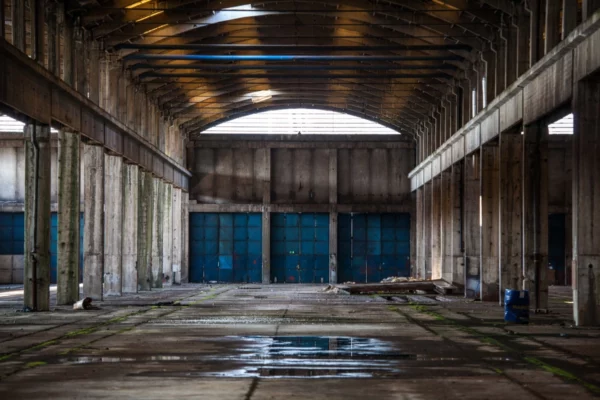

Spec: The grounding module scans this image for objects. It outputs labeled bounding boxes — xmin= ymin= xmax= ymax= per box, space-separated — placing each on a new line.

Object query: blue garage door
xmin=338 ymin=213 xmax=410 ymax=283
xmin=1 ymin=212 xmax=84 ymax=284
xmin=189 ymin=213 xmax=262 ymax=283
xmin=0 ymin=213 xmax=25 ymax=256
xmin=271 ymin=213 xmax=329 ymax=284
xmin=50 ymin=213 xmax=84 ymax=284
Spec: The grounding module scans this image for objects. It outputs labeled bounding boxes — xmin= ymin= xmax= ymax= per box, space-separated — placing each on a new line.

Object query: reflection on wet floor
xmin=48 ymin=336 xmax=516 ymax=379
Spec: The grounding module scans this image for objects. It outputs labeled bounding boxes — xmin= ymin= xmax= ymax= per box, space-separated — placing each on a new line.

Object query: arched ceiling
xmin=69 ymin=0 xmax=519 ymax=137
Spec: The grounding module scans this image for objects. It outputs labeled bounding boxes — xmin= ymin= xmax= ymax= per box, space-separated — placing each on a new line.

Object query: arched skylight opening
xmin=201 ymin=108 xmax=400 ymax=135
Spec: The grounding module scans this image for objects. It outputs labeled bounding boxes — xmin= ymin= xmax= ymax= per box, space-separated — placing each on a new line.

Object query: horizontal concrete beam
xmin=190 ymin=134 xmax=414 ymax=146
xmin=409 ymin=9 xmax=600 ymax=191
xmin=0 ymin=39 xmax=190 ymax=191
xmin=189 ymin=202 xmax=411 ymax=213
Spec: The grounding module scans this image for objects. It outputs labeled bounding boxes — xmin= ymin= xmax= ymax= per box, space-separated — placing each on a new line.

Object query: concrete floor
xmin=0 ymin=284 xmax=598 ymax=399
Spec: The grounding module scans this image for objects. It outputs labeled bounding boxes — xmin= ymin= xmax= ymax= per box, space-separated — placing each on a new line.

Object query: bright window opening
xmin=548 ymin=113 xmax=573 ymax=135
xmin=481 ymin=77 xmax=487 ymax=108
xmin=471 ymin=89 xmax=477 ymax=118
xmin=0 ymin=115 xmax=59 ymax=133
xmin=201 ymin=108 xmax=400 ymax=135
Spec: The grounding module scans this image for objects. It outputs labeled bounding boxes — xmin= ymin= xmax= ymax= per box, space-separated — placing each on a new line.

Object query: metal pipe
xmin=125 ymin=54 xmax=464 ymax=62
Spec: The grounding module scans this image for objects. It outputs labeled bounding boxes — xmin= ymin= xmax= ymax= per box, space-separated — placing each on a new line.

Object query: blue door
xmin=338 ymin=213 xmax=410 ymax=283
xmin=190 ymin=213 xmax=262 ymax=283
xmin=271 ymin=213 xmax=329 ymax=283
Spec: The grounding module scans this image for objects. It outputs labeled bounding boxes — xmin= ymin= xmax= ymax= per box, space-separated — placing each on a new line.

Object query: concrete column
xmin=422 ymin=182 xmax=432 ymax=279
xmin=137 ymin=171 xmax=154 ymax=291
xmin=162 ymin=183 xmax=173 ymax=286
xmin=545 ymin=0 xmax=561 ymax=54
xmin=151 ymin=178 xmax=164 ymax=288
xmin=103 ymin=154 xmax=123 ymax=296
xmin=517 ymin=10 xmax=531 ymax=77
xmin=499 ymin=132 xmax=523 ymax=301
xmin=46 ymin=1 xmax=59 ymax=75
xmin=450 ymin=163 xmax=464 ymax=286
xmin=523 ymin=122 xmax=549 ymax=310
xmin=262 ymin=211 xmax=271 ymax=283
xmin=572 ymin=79 xmax=600 ymax=326
xmin=464 ymin=152 xmax=481 ymax=298
xmin=11 ymin=0 xmax=25 ymax=51
xmin=329 ymin=149 xmax=338 ymax=284
xmin=24 ymin=124 xmax=51 ymax=311
xmin=172 ymin=187 xmax=182 ymax=284
xmin=563 ymin=0 xmax=578 ymax=39
xmin=122 ymin=163 xmax=139 ymax=293
xmin=262 ymin=148 xmax=271 ymax=284
xmin=62 ymin=12 xmax=74 ymax=86
xmin=57 ymin=129 xmax=80 ymax=305
xmin=431 ymin=176 xmax=442 ymax=280
xmin=415 ymin=186 xmax=425 ymax=278
xmin=506 ymin=17 xmax=518 ymax=84
xmin=181 ymin=192 xmax=189 ymax=283
xmin=33 ymin=0 xmax=45 ymax=65
xmin=583 ymin=0 xmax=600 ymax=20
xmin=480 ymin=145 xmax=500 ymax=302
xmin=529 ymin=0 xmax=544 ymax=65
xmin=0 ymin=0 xmax=4 ymax=38
xmin=441 ymin=169 xmax=453 ymax=283
xmin=83 ymin=144 xmax=104 ymax=300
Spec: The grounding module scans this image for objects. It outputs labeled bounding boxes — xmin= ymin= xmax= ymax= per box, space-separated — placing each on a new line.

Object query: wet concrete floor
xmin=0 ymin=284 xmax=599 ymax=399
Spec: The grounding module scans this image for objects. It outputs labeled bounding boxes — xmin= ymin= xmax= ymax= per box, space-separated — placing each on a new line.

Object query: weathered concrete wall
xmin=189 ymin=142 xmax=414 ymax=207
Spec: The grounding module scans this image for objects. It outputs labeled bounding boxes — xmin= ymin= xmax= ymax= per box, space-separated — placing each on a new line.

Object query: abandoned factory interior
xmin=0 ymin=0 xmax=600 ymax=398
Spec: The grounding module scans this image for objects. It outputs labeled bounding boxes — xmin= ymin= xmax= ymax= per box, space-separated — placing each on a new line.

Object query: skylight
xmin=201 ymin=108 xmax=399 ymax=135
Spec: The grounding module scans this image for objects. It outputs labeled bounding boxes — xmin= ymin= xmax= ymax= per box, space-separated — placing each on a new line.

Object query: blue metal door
xmin=190 ymin=213 xmax=262 ymax=283
xmin=271 ymin=213 xmax=329 ymax=283
xmin=338 ymin=213 xmax=410 ymax=283
xmin=0 ymin=213 xmax=24 ymax=256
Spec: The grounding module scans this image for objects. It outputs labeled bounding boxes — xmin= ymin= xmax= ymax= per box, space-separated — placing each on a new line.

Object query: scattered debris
xmin=337 ymin=281 xmax=436 ymax=295
xmin=73 ymin=297 xmax=93 ymax=310
xmin=433 ymin=280 xmax=459 ymax=295
xmin=322 ymin=285 xmax=350 ymax=295
xmin=381 ymin=276 xmax=420 ymax=283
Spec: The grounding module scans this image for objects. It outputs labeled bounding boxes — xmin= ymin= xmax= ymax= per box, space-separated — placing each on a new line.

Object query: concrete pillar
xmin=57 ymin=129 xmax=80 ymax=305
xmin=122 ymin=163 xmax=139 ymax=293
xmin=441 ymin=170 xmax=453 ymax=283
xmin=464 ymin=152 xmax=481 ymax=298
xmin=545 ymin=0 xmax=561 ymax=54
xmin=517 ymin=10 xmax=531 ymax=77
xmin=103 ymin=154 xmax=123 ymax=296
xmin=151 ymin=178 xmax=164 ymax=288
xmin=523 ymin=122 xmax=549 ymax=310
xmin=423 ymin=182 xmax=432 ymax=279
xmin=181 ymin=192 xmax=189 ymax=283
xmin=83 ymin=144 xmax=104 ymax=300
xmin=262 ymin=148 xmax=271 ymax=284
xmin=572 ymin=78 xmax=600 ymax=326
xmin=563 ymin=0 xmax=578 ymax=39
xmin=480 ymin=145 xmax=500 ymax=302
xmin=11 ymin=0 xmax=25 ymax=51
xmin=162 ymin=183 xmax=173 ymax=286
xmin=329 ymin=149 xmax=338 ymax=284
xmin=62 ymin=11 xmax=74 ymax=86
xmin=431 ymin=176 xmax=442 ymax=280
xmin=499 ymin=132 xmax=523 ymax=301
xmin=172 ymin=187 xmax=182 ymax=284
xmin=24 ymin=124 xmax=51 ymax=311
xmin=583 ymin=0 xmax=600 ymax=20
xmin=506 ymin=16 xmax=519 ymax=84
xmin=0 ymin=0 xmax=4 ymax=38
xmin=262 ymin=211 xmax=271 ymax=283
xmin=33 ymin=0 xmax=45 ymax=65
xmin=529 ymin=0 xmax=544 ymax=66
xmin=450 ymin=163 xmax=465 ymax=286
xmin=137 ymin=171 xmax=154 ymax=291
xmin=46 ymin=1 xmax=59 ymax=75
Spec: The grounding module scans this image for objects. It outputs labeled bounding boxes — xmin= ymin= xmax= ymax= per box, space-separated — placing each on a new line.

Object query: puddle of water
xmin=47 ymin=336 xmax=515 ymax=379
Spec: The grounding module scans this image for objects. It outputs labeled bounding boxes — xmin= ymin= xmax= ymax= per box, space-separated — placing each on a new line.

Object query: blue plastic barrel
xmin=504 ymin=289 xmax=530 ymax=324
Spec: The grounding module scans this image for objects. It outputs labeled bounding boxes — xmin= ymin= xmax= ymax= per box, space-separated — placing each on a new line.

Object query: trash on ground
xmin=73 ymin=297 xmax=93 ymax=310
